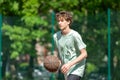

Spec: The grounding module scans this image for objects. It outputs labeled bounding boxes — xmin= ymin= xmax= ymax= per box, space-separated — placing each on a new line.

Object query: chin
xmin=59 ymin=27 xmax=63 ymax=30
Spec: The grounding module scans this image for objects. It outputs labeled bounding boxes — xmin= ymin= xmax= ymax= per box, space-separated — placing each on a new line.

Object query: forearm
xmin=69 ymin=48 xmax=87 ymax=67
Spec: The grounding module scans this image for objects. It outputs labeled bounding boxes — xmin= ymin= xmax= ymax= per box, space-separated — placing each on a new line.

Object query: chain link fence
xmin=1 ymin=10 xmax=120 ymax=80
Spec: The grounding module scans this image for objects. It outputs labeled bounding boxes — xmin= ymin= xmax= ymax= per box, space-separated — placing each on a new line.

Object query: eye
xmin=58 ymin=17 xmax=65 ymax=22
xmin=60 ymin=19 xmax=64 ymax=21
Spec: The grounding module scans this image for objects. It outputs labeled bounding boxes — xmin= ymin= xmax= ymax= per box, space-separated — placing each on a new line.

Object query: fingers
xmin=61 ymin=64 xmax=69 ymax=74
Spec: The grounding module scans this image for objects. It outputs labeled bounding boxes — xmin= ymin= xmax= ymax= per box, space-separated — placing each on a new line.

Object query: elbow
xmin=84 ymin=51 xmax=88 ymax=58
xmin=81 ymin=48 xmax=88 ymax=58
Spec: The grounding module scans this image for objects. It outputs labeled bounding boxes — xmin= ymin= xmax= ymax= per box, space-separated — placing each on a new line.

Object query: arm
xmin=61 ymin=48 xmax=87 ymax=74
xmin=69 ymin=48 xmax=87 ymax=67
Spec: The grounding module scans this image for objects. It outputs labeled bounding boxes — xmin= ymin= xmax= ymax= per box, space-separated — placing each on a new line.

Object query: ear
xmin=67 ymin=20 xmax=70 ymax=25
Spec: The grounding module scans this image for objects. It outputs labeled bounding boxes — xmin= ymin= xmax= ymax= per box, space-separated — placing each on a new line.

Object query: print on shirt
xmin=64 ymin=38 xmax=75 ymax=60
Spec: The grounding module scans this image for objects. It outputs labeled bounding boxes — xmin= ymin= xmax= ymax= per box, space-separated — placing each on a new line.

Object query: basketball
xmin=43 ymin=55 xmax=60 ymax=72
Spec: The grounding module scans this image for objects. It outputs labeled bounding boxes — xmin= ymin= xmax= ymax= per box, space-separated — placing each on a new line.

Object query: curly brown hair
xmin=56 ymin=11 xmax=73 ymax=25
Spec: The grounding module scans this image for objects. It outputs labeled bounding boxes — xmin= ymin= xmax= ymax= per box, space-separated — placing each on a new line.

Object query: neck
xmin=61 ymin=26 xmax=71 ymax=35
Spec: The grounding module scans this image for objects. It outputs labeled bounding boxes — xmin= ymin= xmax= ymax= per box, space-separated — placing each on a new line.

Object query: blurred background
xmin=0 ymin=0 xmax=120 ymax=80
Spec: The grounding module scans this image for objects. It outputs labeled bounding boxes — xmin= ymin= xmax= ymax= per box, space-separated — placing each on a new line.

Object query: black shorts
xmin=67 ymin=74 xmax=81 ymax=80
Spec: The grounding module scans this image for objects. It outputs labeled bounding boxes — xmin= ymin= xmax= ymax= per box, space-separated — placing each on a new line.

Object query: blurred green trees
xmin=0 ymin=0 xmax=120 ymax=80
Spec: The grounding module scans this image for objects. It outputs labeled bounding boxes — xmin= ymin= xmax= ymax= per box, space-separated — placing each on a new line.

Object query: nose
xmin=58 ymin=21 xmax=62 ymax=24
xmin=58 ymin=21 xmax=61 ymax=24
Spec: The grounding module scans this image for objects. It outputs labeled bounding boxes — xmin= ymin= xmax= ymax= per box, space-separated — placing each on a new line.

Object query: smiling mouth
xmin=59 ymin=25 xmax=63 ymax=28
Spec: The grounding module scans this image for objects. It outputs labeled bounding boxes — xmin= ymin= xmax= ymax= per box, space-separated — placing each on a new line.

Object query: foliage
xmin=1 ymin=0 xmax=120 ymax=80
xmin=2 ymin=23 xmax=47 ymax=59
xmin=86 ymin=62 xmax=98 ymax=74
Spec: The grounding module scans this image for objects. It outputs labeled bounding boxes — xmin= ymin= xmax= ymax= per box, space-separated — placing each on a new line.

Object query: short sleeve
xmin=53 ymin=33 xmax=58 ymax=49
xmin=74 ymin=32 xmax=86 ymax=50
xmin=53 ymin=32 xmax=62 ymax=60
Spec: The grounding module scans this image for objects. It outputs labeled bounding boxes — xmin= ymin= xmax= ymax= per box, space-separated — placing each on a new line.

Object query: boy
xmin=53 ymin=11 xmax=87 ymax=80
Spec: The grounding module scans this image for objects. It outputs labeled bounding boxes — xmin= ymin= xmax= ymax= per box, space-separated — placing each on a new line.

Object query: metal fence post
xmin=50 ymin=11 xmax=55 ymax=80
xmin=107 ymin=8 xmax=111 ymax=80
xmin=51 ymin=11 xmax=55 ymax=55
xmin=0 ymin=14 xmax=2 ymax=80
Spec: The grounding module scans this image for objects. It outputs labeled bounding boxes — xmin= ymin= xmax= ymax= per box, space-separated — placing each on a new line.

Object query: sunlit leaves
xmin=10 ymin=1 xmax=19 ymax=11
xmin=2 ymin=24 xmax=30 ymax=40
xmin=21 ymin=15 xmax=48 ymax=27
xmin=10 ymin=51 xmax=19 ymax=59
xmin=22 ymin=0 xmax=39 ymax=15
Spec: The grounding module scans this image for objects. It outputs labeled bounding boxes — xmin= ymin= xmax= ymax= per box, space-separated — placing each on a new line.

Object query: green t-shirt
xmin=53 ymin=29 xmax=86 ymax=77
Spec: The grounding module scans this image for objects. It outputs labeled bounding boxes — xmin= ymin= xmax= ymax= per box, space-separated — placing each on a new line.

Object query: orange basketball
xmin=44 ymin=55 xmax=60 ymax=72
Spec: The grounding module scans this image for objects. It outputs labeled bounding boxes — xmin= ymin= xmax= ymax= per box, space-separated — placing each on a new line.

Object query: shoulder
xmin=53 ymin=31 xmax=61 ymax=39
xmin=71 ymin=29 xmax=81 ymax=37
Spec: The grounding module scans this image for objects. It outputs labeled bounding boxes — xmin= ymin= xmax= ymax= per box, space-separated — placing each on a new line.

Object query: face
xmin=57 ymin=18 xmax=70 ymax=30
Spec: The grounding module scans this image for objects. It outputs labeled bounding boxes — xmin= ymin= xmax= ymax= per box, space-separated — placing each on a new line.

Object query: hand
xmin=61 ymin=62 xmax=72 ymax=74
